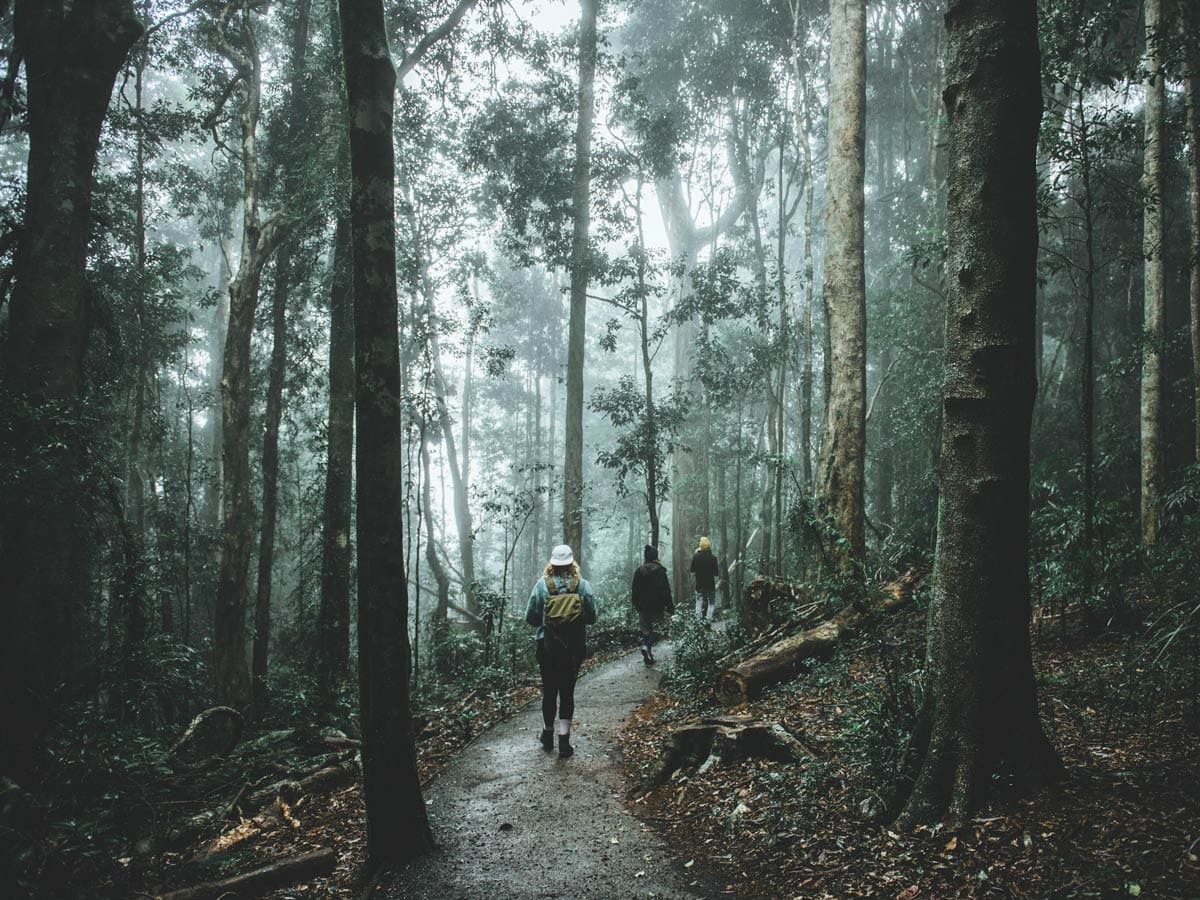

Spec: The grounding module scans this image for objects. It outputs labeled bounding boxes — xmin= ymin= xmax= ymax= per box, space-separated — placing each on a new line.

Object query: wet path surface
xmin=383 ymin=644 xmax=718 ymax=899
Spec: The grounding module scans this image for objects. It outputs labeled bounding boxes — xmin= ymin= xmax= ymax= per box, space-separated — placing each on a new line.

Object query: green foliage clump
xmin=666 ymin=615 xmax=743 ymax=694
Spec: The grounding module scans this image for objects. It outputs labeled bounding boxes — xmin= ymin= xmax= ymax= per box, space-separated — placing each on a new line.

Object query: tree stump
xmin=652 ymin=716 xmax=810 ymax=786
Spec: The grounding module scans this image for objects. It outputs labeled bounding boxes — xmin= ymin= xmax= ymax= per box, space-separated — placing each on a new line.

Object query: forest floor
xmin=135 ymin=637 xmax=659 ymax=899
xmin=122 ymin=603 xmax=1199 ymax=899
xmin=618 ymin=598 xmax=1200 ymax=899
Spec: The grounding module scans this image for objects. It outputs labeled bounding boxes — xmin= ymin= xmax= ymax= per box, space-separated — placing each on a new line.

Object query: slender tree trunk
xmin=213 ymin=4 xmax=286 ymax=709
xmin=897 ymin=0 xmax=1059 ymax=827
xmin=339 ymin=0 xmax=434 ymax=862
xmin=1075 ymin=89 xmax=1097 ymax=592
xmin=717 ymin=461 xmax=731 ymax=611
xmin=0 ymin=0 xmax=143 ymax=777
xmin=1185 ymin=20 xmax=1200 ymax=465
xmin=563 ymin=0 xmax=598 ymax=556
xmin=774 ymin=138 xmax=789 ymax=575
xmin=318 ymin=214 xmax=355 ymax=708
xmin=814 ymin=0 xmax=867 ymax=567
xmin=733 ymin=404 xmax=746 ymax=602
xmin=252 ymin=254 xmax=289 ymax=712
xmin=1140 ymin=0 xmax=1165 ymax=549
xmin=421 ymin=437 xmax=452 ymax=677
xmin=123 ymin=47 xmax=151 ymax=689
xmin=252 ymin=0 xmax=310 ymax=713
xmin=800 ymin=127 xmax=815 ymax=496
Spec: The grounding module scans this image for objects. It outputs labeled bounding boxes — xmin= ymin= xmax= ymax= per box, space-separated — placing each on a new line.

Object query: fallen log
xmin=243 ymin=757 xmax=359 ymax=813
xmin=738 ymin=578 xmax=816 ymax=635
xmin=155 ymin=846 xmax=336 ymax=900
xmin=718 ymin=568 xmax=926 ymax=706
xmin=653 ymin=716 xmax=810 ymax=786
xmin=719 ymin=604 xmax=863 ymax=706
xmin=167 ymin=707 xmax=244 ymax=771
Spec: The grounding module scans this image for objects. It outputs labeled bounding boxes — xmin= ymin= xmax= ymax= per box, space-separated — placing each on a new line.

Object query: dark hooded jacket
xmin=631 ymin=545 xmax=673 ymax=617
xmin=690 ymin=547 xmax=719 ymax=592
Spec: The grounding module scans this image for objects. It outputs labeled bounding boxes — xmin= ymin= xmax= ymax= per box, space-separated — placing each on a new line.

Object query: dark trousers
xmin=536 ymin=639 xmax=579 ymax=727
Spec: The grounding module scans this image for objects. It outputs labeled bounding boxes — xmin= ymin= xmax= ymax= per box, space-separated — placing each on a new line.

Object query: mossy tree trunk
xmin=563 ymin=0 xmax=598 ymax=557
xmin=213 ymin=2 xmax=286 ymax=710
xmin=1139 ymin=0 xmax=1165 ymax=549
xmin=897 ymin=0 xmax=1059 ymax=829
xmin=0 ymin=0 xmax=143 ymax=777
xmin=814 ymin=0 xmax=867 ymax=568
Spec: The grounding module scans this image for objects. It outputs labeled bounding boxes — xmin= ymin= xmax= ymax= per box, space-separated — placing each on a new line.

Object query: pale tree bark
xmin=0 ymin=0 xmax=143 ymax=778
xmin=339 ymin=0 xmax=434 ymax=862
xmin=251 ymin=253 xmax=290 ymax=712
xmin=400 ymin=180 xmax=481 ymax=628
xmin=815 ymin=0 xmax=867 ymax=567
xmin=563 ymin=0 xmax=598 ymax=557
xmin=420 ymin=436 xmax=452 ymax=677
xmin=213 ymin=1 xmax=287 ymax=710
xmin=789 ymin=21 xmax=816 ymax=496
xmin=897 ymin=0 xmax=1059 ymax=828
xmin=1140 ymin=0 xmax=1165 ymax=549
xmin=252 ymin=0 xmax=312 ymax=714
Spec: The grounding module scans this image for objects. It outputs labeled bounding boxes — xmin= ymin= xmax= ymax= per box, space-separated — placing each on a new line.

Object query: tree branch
xmin=865 ymin=355 xmax=901 ymax=424
xmin=397 ymin=0 xmax=480 ymax=80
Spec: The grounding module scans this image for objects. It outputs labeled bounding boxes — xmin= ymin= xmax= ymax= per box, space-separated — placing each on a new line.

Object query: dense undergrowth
xmin=0 ymin=591 xmax=643 ymax=898
xmin=619 ymin=495 xmax=1200 ymax=898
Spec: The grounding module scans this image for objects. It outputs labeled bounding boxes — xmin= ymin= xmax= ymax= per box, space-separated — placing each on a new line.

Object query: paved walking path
xmin=382 ymin=644 xmax=718 ymax=899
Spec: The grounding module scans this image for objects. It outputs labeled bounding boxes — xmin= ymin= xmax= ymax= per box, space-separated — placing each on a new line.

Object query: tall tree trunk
xmin=318 ymin=214 xmax=355 ymax=709
xmin=123 ymin=42 xmax=151 ymax=688
xmin=814 ymin=0 xmax=867 ymax=567
xmin=897 ymin=0 xmax=1059 ymax=828
xmin=1184 ymin=16 xmax=1200 ymax=465
xmin=0 ymin=0 xmax=143 ymax=777
xmin=563 ymin=0 xmax=598 ymax=556
xmin=213 ymin=3 xmax=286 ymax=710
xmin=1139 ymin=0 xmax=1165 ymax=549
xmin=421 ymin=436 xmax=452 ymax=677
xmin=1075 ymin=88 xmax=1097 ymax=591
xmin=252 ymin=254 xmax=290 ymax=712
xmin=339 ymin=0 xmax=433 ymax=862
xmin=252 ymin=0 xmax=311 ymax=714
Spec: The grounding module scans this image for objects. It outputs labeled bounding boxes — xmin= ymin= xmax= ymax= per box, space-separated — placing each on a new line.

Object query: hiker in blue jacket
xmin=525 ymin=544 xmax=597 ymax=758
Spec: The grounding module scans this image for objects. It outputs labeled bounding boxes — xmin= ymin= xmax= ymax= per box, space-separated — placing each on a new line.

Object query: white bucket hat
xmin=549 ymin=544 xmax=575 ymax=566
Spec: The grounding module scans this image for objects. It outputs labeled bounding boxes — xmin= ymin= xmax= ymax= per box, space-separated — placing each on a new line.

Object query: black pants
xmin=536 ymin=639 xmax=579 ymax=727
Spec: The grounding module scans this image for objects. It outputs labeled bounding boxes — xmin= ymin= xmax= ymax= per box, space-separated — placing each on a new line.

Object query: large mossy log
xmin=719 ymin=569 xmax=923 ymax=706
xmin=719 ymin=605 xmax=864 ymax=706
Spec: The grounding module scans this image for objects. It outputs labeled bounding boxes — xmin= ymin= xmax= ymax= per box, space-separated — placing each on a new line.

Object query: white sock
xmin=558 ymin=718 xmax=570 ymax=736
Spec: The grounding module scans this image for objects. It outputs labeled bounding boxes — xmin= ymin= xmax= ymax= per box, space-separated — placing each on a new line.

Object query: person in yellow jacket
xmin=689 ymin=536 xmax=720 ymax=621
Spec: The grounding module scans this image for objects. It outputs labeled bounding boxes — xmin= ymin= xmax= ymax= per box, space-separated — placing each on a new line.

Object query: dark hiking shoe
xmin=646 ymin=648 xmax=656 ymax=665
xmin=558 ymin=734 xmax=574 ymax=758
xmin=640 ymin=646 xmax=652 ymax=665
xmin=540 ymin=729 xmax=554 ymax=752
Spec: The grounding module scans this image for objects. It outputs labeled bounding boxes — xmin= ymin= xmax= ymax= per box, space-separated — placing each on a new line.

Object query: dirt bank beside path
xmin=382 ymin=644 xmax=718 ymax=900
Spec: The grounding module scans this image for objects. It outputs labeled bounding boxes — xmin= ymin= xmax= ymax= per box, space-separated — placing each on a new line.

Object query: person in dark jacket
xmin=689 ymin=536 xmax=720 ymax=621
xmin=631 ymin=544 xmax=673 ymax=665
